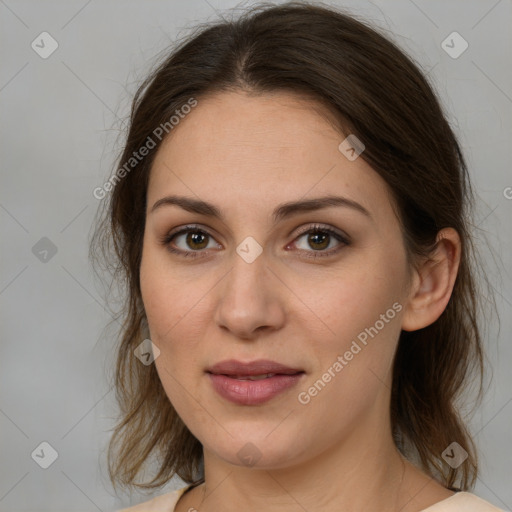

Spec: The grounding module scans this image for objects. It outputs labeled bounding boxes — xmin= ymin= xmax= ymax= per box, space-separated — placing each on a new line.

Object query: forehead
xmin=147 ymin=90 xmax=395 ymax=225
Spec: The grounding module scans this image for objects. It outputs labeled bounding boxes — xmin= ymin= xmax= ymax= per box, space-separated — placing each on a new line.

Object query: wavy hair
xmin=90 ymin=1 xmax=497 ymax=493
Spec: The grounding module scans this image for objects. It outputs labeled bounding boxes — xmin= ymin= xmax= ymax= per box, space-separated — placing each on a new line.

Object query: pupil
xmin=187 ymin=232 xmax=208 ymax=250
xmin=309 ymin=231 xmax=329 ymax=250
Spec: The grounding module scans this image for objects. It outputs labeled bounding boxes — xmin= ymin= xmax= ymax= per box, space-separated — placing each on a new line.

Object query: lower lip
xmin=208 ymin=373 xmax=304 ymax=405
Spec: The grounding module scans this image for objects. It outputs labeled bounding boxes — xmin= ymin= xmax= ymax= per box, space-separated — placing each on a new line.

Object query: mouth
xmin=221 ymin=373 xmax=289 ymax=381
xmin=206 ymin=359 xmax=304 ymax=377
xmin=206 ymin=359 xmax=305 ymax=405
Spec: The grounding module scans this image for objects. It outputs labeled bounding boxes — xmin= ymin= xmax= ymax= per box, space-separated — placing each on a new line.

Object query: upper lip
xmin=207 ymin=359 xmax=304 ymax=376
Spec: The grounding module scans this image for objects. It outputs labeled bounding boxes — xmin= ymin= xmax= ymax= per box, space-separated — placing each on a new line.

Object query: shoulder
xmin=422 ymin=491 xmax=507 ymax=512
xmin=115 ymin=485 xmax=192 ymax=512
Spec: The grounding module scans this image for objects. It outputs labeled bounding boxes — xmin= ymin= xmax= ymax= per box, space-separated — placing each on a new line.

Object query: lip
xmin=206 ymin=359 xmax=305 ymax=405
xmin=207 ymin=359 xmax=303 ymax=376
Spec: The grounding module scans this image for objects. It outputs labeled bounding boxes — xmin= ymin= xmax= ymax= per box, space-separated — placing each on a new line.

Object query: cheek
xmin=139 ymin=240 xmax=211 ymax=387
xmin=140 ymin=249 xmax=168 ymax=339
xmin=140 ymin=256 xmax=203 ymax=424
xmin=298 ymin=253 xmax=407 ymax=399
xmin=296 ymin=254 xmax=405 ymax=345
xmin=140 ymin=241 xmax=196 ymax=344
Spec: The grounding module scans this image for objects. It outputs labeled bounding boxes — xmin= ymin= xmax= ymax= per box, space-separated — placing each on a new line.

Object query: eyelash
xmin=159 ymin=223 xmax=350 ymax=260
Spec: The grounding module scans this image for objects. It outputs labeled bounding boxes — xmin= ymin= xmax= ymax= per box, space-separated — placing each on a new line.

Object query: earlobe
xmin=401 ymin=228 xmax=461 ymax=332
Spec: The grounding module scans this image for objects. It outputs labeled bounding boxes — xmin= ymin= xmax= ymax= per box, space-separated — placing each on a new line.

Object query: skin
xmin=139 ymin=90 xmax=461 ymax=512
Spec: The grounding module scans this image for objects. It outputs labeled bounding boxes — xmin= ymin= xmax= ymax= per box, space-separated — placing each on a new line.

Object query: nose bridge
xmin=226 ymin=232 xmax=268 ymax=291
xmin=214 ymin=241 xmax=285 ymax=337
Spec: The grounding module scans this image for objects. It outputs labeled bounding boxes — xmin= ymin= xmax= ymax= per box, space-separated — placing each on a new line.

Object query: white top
xmin=117 ymin=485 xmax=507 ymax=512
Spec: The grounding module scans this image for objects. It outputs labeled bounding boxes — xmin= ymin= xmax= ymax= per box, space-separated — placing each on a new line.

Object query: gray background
xmin=1 ymin=0 xmax=511 ymax=510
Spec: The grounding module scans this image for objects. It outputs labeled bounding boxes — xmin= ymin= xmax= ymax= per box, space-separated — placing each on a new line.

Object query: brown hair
xmin=90 ymin=1 xmax=496 ymax=494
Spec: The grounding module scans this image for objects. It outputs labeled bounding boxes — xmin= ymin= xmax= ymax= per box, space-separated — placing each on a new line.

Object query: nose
xmin=213 ymin=249 xmax=286 ymax=340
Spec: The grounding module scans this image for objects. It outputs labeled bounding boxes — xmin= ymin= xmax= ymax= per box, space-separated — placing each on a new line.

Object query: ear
xmin=401 ymin=227 xmax=461 ymax=332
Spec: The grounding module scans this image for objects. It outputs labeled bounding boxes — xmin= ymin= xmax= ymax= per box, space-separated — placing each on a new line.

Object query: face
xmin=140 ymin=90 xmax=413 ymax=470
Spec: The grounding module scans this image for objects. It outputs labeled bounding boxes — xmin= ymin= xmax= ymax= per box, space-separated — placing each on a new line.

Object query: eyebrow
xmin=150 ymin=194 xmax=372 ymax=223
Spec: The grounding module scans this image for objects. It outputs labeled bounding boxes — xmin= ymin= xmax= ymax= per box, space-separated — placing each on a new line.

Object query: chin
xmin=205 ymin=432 xmax=310 ymax=470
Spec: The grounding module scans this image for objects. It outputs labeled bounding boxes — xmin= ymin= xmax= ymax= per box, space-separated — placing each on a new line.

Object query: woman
xmin=91 ymin=2 xmax=505 ymax=511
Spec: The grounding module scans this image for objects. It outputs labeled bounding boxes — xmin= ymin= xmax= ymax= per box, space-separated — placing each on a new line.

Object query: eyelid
xmin=159 ymin=224 xmax=221 ymax=248
xmin=163 ymin=223 xmax=214 ymax=240
xmin=292 ymin=223 xmax=350 ymax=242
xmin=287 ymin=223 xmax=350 ymax=258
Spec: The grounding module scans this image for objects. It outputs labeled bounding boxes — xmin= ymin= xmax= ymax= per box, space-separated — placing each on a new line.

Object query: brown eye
xmin=305 ymin=231 xmax=330 ymax=250
xmin=161 ymin=225 xmax=221 ymax=258
xmin=185 ymin=231 xmax=209 ymax=250
xmin=293 ymin=225 xmax=349 ymax=256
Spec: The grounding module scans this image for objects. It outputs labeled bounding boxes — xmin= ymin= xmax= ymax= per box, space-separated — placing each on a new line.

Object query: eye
xmin=290 ymin=224 xmax=350 ymax=258
xmin=160 ymin=224 xmax=221 ymax=258
xmin=160 ymin=223 xmax=350 ymax=259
